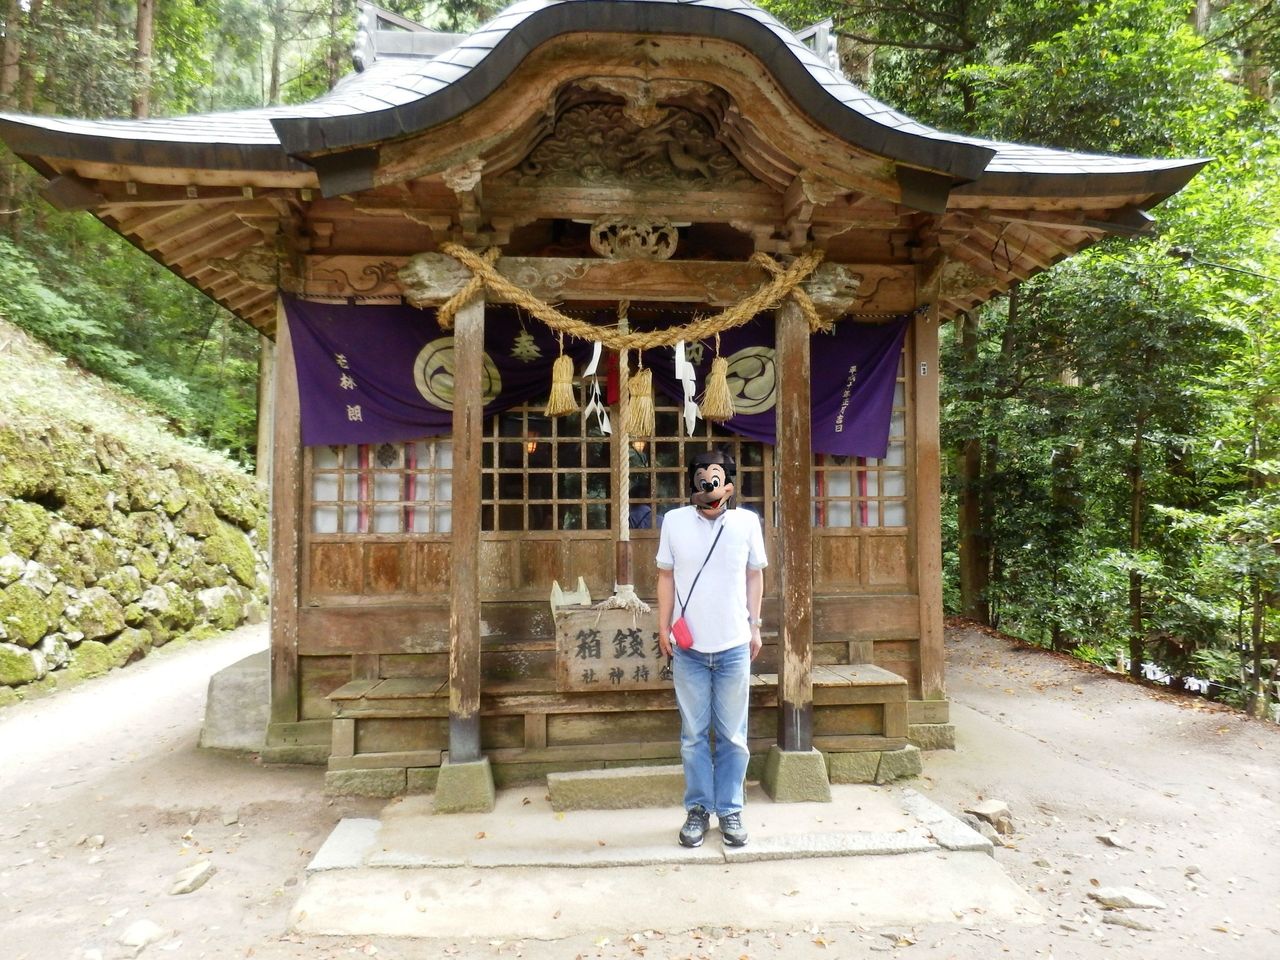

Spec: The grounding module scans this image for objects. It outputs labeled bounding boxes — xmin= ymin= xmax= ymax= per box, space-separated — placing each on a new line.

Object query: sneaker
xmin=719 ymin=811 xmax=748 ymax=847
xmin=678 ymin=805 xmax=711 ymax=848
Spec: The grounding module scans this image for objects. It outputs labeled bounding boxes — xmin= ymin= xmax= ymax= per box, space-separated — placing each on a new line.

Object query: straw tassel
xmin=544 ymin=339 xmax=578 ymax=417
xmin=626 ymin=363 xmax=655 ymax=437
xmin=700 ymin=336 xmax=736 ymax=421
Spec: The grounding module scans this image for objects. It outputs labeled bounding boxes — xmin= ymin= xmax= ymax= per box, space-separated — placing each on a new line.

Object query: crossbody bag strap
xmin=675 ymin=523 xmax=726 ymax=617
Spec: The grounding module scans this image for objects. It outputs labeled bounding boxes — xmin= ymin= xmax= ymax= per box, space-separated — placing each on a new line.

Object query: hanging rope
xmin=435 ymin=243 xmax=831 ymax=344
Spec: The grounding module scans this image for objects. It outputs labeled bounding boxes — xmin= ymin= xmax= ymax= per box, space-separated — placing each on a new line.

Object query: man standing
xmin=657 ymin=449 xmax=767 ymax=848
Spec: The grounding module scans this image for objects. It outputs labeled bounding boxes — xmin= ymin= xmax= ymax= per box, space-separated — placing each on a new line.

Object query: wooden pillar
xmin=269 ymin=297 xmax=302 ymax=727
xmin=448 ymin=296 xmax=485 ymax=762
xmin=256 ymin=333 xmax=275 ymax=483
xmin=775 ymin=300 xmax=814 ymax=751
xmin=913 ymin=304 xmax=946 ymax=701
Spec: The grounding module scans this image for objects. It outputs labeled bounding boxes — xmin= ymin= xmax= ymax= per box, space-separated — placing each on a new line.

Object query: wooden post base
xmin=433 ymin=755 xmax=496 ymax=814
xmin=760 ymin=745 xmax=831 ymax=803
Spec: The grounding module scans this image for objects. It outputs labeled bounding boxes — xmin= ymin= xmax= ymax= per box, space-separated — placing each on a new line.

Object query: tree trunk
xmin=327 ymin=0 xmax=342 ymax=90
xmin=956 ymin=311 xmax=990 ymax=624
xmin=132 ymin=0 xmax=155 ymax=118
xmin=0 ymin=0 xmax=21 ymax=107
xmin=1127 ymin=421 xmax=1145 ymax=680
xmin=17 ymin=0 xmax=45 ymax=113
xmin=268 ymin=0 xmax=285 ymax=105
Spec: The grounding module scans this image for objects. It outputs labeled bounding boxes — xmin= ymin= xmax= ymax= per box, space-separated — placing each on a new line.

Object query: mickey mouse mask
xmin=688 ymin=451 xmax=736 ymax=518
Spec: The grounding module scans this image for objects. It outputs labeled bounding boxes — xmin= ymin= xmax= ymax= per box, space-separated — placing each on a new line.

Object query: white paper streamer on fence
xmin=674 ymin=340 xmax=700 ymax=435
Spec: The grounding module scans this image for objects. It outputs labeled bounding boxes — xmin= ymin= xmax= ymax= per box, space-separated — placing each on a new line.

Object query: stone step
xmin=546 ymin=763 xmax=685 ymax=811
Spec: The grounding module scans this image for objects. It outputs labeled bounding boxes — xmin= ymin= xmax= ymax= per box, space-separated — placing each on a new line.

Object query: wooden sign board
xmin=554 ymin=607 xmax=673 ymax=692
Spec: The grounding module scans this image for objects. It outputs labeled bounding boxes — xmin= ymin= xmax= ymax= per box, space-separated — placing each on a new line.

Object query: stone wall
xmin=0 ymin=418 xmax=268 ymax=706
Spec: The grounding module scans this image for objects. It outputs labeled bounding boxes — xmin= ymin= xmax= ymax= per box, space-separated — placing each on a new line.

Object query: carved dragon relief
xmin=497 ymin=102 xmax=756 ymax=189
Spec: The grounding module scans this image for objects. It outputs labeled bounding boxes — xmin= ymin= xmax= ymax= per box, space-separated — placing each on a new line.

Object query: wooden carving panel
xmin=497 ymin=103 xmax=757 ymax=190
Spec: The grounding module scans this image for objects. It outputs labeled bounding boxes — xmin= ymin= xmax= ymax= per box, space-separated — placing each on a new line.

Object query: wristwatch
xmin=748 ymin=616 xmax=763 ymax=628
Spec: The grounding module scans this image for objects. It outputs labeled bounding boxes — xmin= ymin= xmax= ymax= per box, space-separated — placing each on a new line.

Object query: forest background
xmin=0 ymin=0 xmax=1276 ymax=716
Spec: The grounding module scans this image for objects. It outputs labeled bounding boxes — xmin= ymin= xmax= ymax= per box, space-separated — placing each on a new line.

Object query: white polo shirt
xmin=656 ymin=505 xmax=768 ymax=653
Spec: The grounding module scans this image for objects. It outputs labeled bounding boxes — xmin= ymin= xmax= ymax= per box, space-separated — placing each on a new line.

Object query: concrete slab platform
xmin=293 ymin=781 xmax=1032 ymax=939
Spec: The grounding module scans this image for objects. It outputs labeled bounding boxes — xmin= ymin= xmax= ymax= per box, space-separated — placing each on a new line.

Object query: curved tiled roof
xmin=0 ymin=0 xmax=1203 ymax=195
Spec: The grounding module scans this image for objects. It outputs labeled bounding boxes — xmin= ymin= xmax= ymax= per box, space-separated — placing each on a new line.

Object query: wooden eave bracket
xmin=40 ymin=174 xmax=105 ymax=211
xmin=896 ymin=166 xmax=954 ymax=215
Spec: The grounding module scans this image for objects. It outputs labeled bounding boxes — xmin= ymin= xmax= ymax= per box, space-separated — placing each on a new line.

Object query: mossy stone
xmin=59 ymin=473 xmax=114 ymax=528
xmin=72 ymin=586 xmax=126 ymax=641
xmin=68 ymin=639 xmax=114 ymax=680
xmin=36 ymin=532 xmax=84 ymax=588
xmin=99 ymin=565 xmax=143 ymax=605
xmin=203 ymin=520 xmax=259 ymax=588
xmin=108 ymin=627 xmax=151 ymax=668
xmin=0 ymin=683 xmax=20 ymax=708
xmin=0 ymin=580 xmax=54 ymax=647
xmin=0 ymin=552 xmax=25 ymax=586
xmin=0 ymin=426 xmax=59 ymax=500
xmin=159 ymin=582 xmax=196 ymax=629
xmin=130 ymin=547 xmax=160 ymax=582
xmin=0 ymin=642 xmax=39 ymax=685
xmin=1 ymin=500 xmax=53 ymax=556
xmin=177 ymin=498 xmax=219 ymax=538
xmin=124 ymin=511 xmax=169 ymax=554
xmin=161 ymin=486 xmax=190 ymax=517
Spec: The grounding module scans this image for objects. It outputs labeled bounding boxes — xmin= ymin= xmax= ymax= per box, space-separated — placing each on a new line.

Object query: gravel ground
xmin=1 ymin=620 xmax=1275 ymax=960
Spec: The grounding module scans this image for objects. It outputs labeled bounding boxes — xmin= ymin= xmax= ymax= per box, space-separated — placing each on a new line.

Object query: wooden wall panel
xmin=480 ymin=716 xmax=525 ymax=749
xmin=415 ymin=542 xmax=452 ymax=594
xmin=379 ymin=653 xmax=449 ymax=678
xmin=567 ymin=538 xmax=614 ymax=596
xmin=299 ymin=656 xmax=352 ymax=720
xmin=547 ymin=709 xmax=681 ymax=746
xmin=366 ymin=542 xmax=408 ymax=594
xmin=298 ymin=605 xmax=450 ymax=654
xmin=309 ymin=543 xmax=364 ymax=596
xmin=518 ymin=539 xmax=565 ymax=592
xmin=865 ymin=536 xmax=910 ymax=588
xmin=479 ymin=540 xmax=518 ymax=594
xmin=814 ymin=595 xmax=920 ymax=641
xmin=812 ymin=703 xmax=881 ymax=737
xmin=357 ymin=717 xmax=448 ymax=754
xmin=814 ymin=535 xmax=860 ymax=591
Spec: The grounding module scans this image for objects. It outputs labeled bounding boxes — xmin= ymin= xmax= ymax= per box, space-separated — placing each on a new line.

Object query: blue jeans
xmin=672 ymin=642 xmax=752 ymax=816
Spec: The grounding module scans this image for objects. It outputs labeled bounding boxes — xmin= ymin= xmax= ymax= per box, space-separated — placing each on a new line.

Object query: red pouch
xmin=671 ymin=616 xmax=695 ymax=650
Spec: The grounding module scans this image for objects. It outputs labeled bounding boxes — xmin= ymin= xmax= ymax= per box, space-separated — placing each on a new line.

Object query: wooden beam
xmin=256 ymin=335 xmax=274 ymax=483
xmin=775 ymin=299 xmax=814 ymax=751
xmin=140 ymin=206 xmax=238 ymax=251
xmin=168 ymin=221 xmax=259 ymax=267
xmin=912 ymin=304 xmax=945 ymax=701
xmin=449 ymin=294 xmax=485 ymax=763
xmin=269 ymin=297 xmax=303 ymax=728
xmin=307 ymin=253 xmax=916 ymax=309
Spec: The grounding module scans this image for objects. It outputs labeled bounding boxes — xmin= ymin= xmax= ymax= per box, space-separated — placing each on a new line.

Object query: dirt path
xmin=1 ymin=623 xmax=1276 ymax=959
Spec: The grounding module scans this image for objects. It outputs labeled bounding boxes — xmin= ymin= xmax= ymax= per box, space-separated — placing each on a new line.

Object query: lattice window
xmin=812 ymin=356 xmax=908 ymax=528
xmin=483 ymin=406 xmax=612 ymax=531
xmin=309 ymin=440 xmax=453 ymax=534
xmin=627 ymin=395 xmax=771 ymax=529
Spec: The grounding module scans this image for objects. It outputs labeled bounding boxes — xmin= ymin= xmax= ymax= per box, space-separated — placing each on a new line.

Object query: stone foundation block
xmin=826 ymin=750 xmax=881 ymax=784
xmin=761 ymin=746 xmax=831 ymax=802
xmin=908 ymin=723 xmax=956 ymax=751
xmin=324 ymin=768 xmax=406 ymax=798
xmin=406 ymin=767 xmax=440 ymax=794
xmin=547 ymin=764 xmax=684 ymax=811
xmin=875 ymin=744 xmax=922 ymax=784
xmin=434 ymin=757 xmax=495 ymax=814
